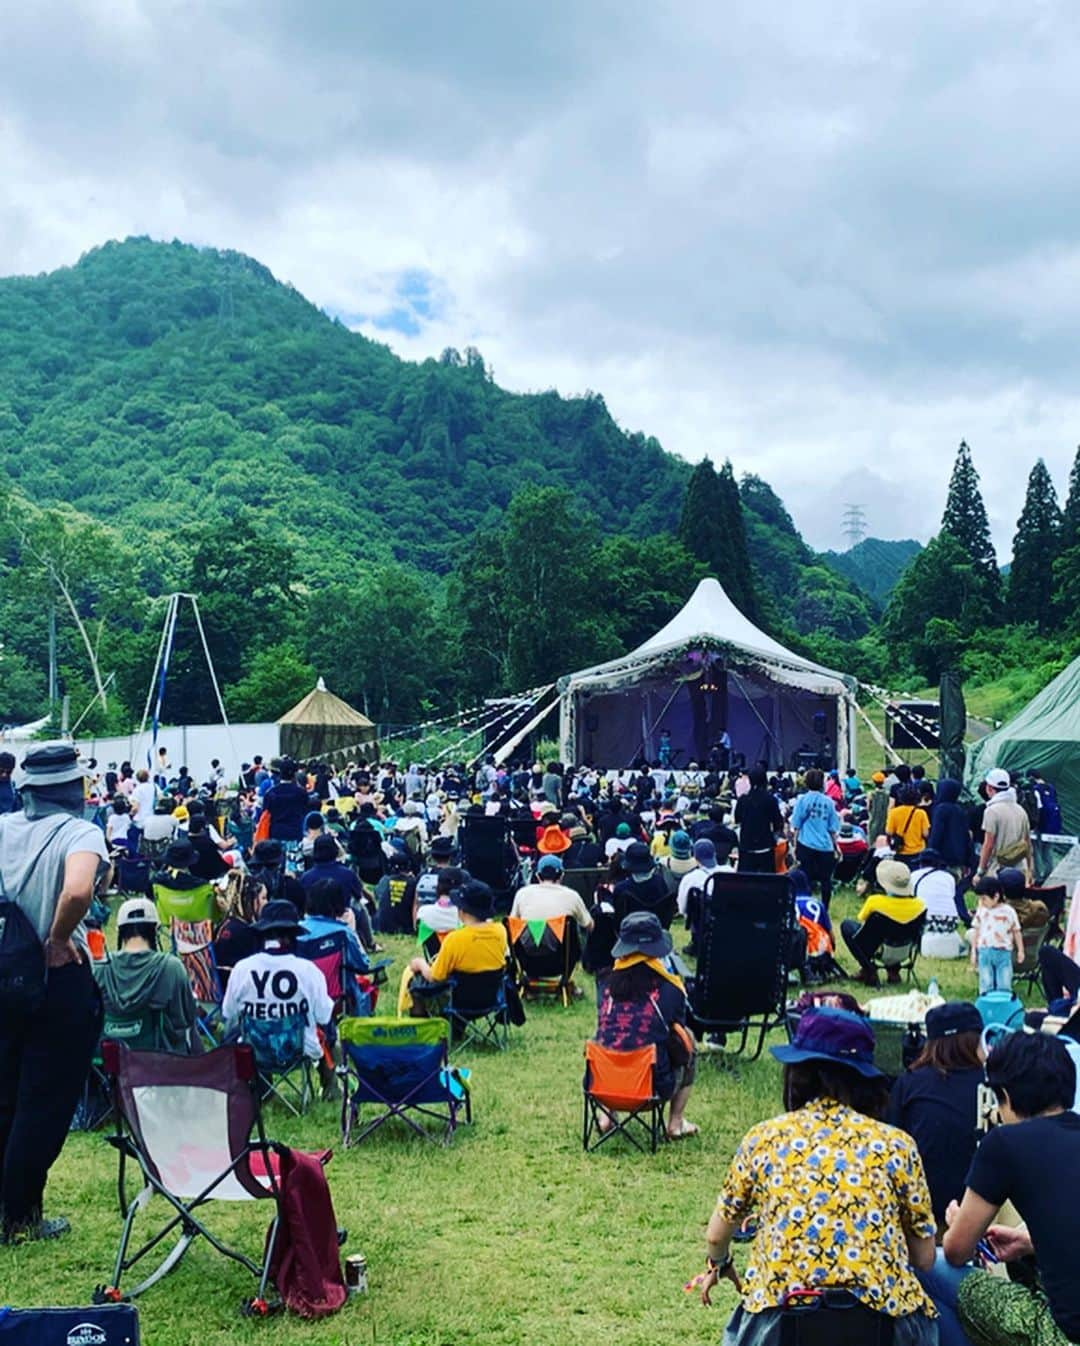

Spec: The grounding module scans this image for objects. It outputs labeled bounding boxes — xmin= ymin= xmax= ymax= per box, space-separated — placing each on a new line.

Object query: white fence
xmin=75 ymin=723 xmax=279 ymax=788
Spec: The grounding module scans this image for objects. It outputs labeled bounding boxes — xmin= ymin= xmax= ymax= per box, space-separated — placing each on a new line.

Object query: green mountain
xmin=0 ymin=237 xmax=689 ymax=575
xmin=822 ymin=537 xmax=923 ymax=606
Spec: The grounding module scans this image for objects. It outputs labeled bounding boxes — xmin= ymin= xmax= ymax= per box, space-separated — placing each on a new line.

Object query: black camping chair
xmin=443 ymin=969 xmax=512 ymax=1051
xmin=868 ymin=912 xmax=927 ymax=988
xmin=458 ymin=817 xmax=520 ymax=910
xmin=779 ymin=1288 xmax=895 ymax=1345
xmin=689 ymin=871 xmax=795 ymax=1060
xmin=347 ymin=823 xmax=386 ymax=887
xmin=562 ymin=867 xmax=607 ymax=908
xmin=0 ymin=1305 xmax=142 ymax=1344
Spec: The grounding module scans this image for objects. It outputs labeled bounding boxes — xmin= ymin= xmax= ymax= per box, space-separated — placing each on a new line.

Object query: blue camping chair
xmin=338 ymin=1017 xmax=470 ymax=1145
xmin=238 ymin=1011 xmax=313 ymax=1117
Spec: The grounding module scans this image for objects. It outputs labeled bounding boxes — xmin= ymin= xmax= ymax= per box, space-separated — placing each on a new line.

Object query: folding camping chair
xmin=562 ymin=867 xmax=606 ymax=908
xmin=295 ymin=928 xmax=383 ymax=1020
xmin=868 ymin=912 xmax=927 ymax=989
xmin=1029 ymin=885 xmax=1067 ymax=943
xmin=1014 ymin=920 xmax=1053 ymax=999
xmin=458 ymin=816 xmax=520 ymax=910
xmin=690 ymin=871 xmax=796 ymax=1060
xmin=444 ymin=969 xmax=511 ymax=1051
xmin=115 ymin=854 xmax=152 ymax=898
xmin=0 ymin=1305 xmax=142 ymax=1345
xmin=507 ymin=915 xmax=581 ymax=1006
xmin=93 ymin=1041 xmax=297 ymax=1312
xmin=238 ymin=1011 xmax=314 ymax=1117
xmin=417 ymin=923 xmax=451 ymax=961
xmin=582 ymin=1041 xmax=666 ymax=1154
xmin=101 ymin=1005 xmax=171 ymax=1054
xmin=338 ymin=1016 xmax=471 ymax=1145
xmin=170 ymin=918 xmax=225 ymax=1046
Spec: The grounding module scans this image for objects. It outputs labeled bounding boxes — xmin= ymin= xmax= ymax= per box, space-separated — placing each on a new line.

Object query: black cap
xmin=456 ymin=880 xmax=495 ymax=920
xmin=925 ymin=1002 xmax=983 ymax=1040
xmin=164 ymin=840 xmax=197 ymax=870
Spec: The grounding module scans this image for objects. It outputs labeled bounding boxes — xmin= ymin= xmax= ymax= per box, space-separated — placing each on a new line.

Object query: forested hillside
xmin=0 ymin=237 xmax=934 ymax=734
xmin=822 ymin=538 xmax=922 ymax=605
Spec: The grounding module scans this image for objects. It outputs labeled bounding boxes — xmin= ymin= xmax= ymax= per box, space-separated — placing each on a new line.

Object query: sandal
xmin=667 ymin=1121 xmax=700 ymax=1140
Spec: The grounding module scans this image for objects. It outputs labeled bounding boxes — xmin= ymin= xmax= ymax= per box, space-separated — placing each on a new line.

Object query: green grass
xmin=16 ymin=893 xmax=981 ymax=1344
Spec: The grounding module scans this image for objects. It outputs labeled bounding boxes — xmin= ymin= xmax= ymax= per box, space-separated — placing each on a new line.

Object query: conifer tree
xmin=1061 ymin=445 xmax=1080 ymax=551
xmin=678 ymin=459 xmax=724 ymax=573
xmin=940 ymin=440 xmax=1002 ymax=620
xmin=716 ymin=460 xmax=759 ymax=620
xmin=676 ymin=458 xmax=759 ymax=621
xmin=1007 ymin=459 xmax=1062 ymax=631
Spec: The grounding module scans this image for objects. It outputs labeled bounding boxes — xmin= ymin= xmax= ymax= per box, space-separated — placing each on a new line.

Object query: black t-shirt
xmin=887 ymin=1065 xmax=984 ymax=1224
xmin=966 ymin=1112 xmax=1080 ymax=1339
xmin=734 ymin=790 xmax=783 ymax=853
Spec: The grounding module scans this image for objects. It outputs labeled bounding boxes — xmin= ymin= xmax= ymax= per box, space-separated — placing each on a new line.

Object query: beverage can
xmin=345 ymin=1253 xmax=368 ymax=1295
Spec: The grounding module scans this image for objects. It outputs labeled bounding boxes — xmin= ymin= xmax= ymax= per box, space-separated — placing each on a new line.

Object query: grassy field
xmin=10 ymin=890 xmax=982 ymax=1345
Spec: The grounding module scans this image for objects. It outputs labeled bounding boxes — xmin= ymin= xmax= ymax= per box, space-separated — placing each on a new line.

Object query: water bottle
xmin=927 ymin=976 xmax=940 ymax=1001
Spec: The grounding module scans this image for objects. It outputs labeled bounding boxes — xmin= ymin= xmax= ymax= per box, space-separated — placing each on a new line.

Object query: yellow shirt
xmin=429 ymin=920 xmax=509 ymax=981
xmin=884 ymin=805 xmax=930 ymax=856
xmin=856 ymin=893 xmax=927 ymax=926
xmin=649 ymin=833 xmax=671 ymax=858
xmin=718 ymin=1099 xmax=935 ymax=1318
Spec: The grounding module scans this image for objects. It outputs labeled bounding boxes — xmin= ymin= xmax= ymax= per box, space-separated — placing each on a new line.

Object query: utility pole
xmin=841 ymin=503 xmax=867 ymax=548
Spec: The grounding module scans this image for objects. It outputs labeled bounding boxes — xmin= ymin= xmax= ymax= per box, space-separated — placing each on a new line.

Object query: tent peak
xmin=316 ymin=676 xmax=327 ymax=692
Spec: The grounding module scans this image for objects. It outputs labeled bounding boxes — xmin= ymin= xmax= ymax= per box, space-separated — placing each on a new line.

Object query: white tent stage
xmin=558 ymin=577 xmax=857 ymax=770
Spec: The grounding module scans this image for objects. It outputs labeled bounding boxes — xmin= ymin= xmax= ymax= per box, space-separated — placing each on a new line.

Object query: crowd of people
xmin=2 ymin=739 xmax=1080 ymax=1345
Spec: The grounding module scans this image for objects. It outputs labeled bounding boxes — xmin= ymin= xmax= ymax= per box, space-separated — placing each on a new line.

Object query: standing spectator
xmin=976 ymin=767 xmax=1033 ymax=882
xmin=789 ymin=768 xmax=841 ymax=909
xmin=130 ymin=768 xmax=157 ymax=832
xmin=0 ymin=743 xmax=109 ymax=1242
xmin=262 ymin=758 xmax=310 ymax=843
xmin=734 ymin=767 xmax=782 ymax=873
xmin=927 ymin=779 xmax=974 ymax=878
xmin=0 ymin=752 xmax=20 ymax=815
xmin=970 ymin=875 xmax=1024 ymax=994
xmin=867 ymin=771 xmax=892 ymax=845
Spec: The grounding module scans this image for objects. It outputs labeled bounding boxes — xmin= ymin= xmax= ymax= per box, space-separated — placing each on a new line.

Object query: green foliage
xmin=821 ymin=537 xmax=922 ymax=605
xmin=225 ymin=642 xmax=315 ymax=721
xmin=1007 ymin=458 xmax=1061 ymax=631
xmin=883 ymin=532 xmax=988 ymax=680
xmin=678 ymin=460 xmax=759 ymax=620
xmin=940 ymin=439 xmax=1002 ymax=620
xmin=0 ymin=647 xmax=45 ymax=723
xmin=1062 ymin=444 xmax=1080 ymax=550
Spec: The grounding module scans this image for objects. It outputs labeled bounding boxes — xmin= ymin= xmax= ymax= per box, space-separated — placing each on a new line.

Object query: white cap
xmin=985 ymin=767 xmax=1011 ymax=790
xmin=116 ymin=898 xmax=160 ymax=929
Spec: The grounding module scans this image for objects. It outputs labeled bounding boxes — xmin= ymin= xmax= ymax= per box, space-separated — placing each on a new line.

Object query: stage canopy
xmin=966 ymin=655 xmax=1080 ymax=834
xmin=558 ymin=577 xmax=857 ymax=770
xmin=278 ymin=678 xmax=378 ymax=762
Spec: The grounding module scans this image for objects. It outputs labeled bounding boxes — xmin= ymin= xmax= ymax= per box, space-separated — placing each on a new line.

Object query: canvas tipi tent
xmin=966 ymin=656 xmax=1080 ymax=833
xmin=558 ymin=577 xmax=856 ymax=769
xmin=277 ymin=678 xmax=377 ymax=761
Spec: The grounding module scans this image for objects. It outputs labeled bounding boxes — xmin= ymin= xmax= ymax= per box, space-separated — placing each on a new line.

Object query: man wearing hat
xmin=408 ymin=880 xmax=508 ymax=987
xmin=151 ymin=839 xmax=219 ymax=925
xmin=612 ymin=841 xmax=678 ymax=929
xmin=659 ymin=829 xmax=698 ymax=893
xmin=413 ymin=833 xmax=457 ymax=911
xmin=976 ymin=767 xmax=1033 ymax=882
xmin=222 ymin=900 xmax=334 ymax=1063
xmin=510 ymin=854 xmax=593 ymax=933
xmin=261 ymin=758 xmax=310 ymax=843
xmin=536 ymin=820 xmax=572 ymax=858
xmin=93 ymin=898 xmax=199 ymax=1055
xmin=840 ymin=859 xmax=927 ymax=986
xmin=562 ymin=813 xmax=603 ymax=869
xmin=300 ymin=833 xmax=377 ymax=953
xmin=867 ymin=770 xmax=891 ymax=844
xmin=0 ymin=742 xmax=110 ymax=1242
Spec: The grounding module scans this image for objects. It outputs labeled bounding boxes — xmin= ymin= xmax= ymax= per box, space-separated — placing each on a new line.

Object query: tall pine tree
xmin=1061 ymin=445 xmax=1080 ymax=551
xmin=940 ymin=440 xmax=1002 ymax=621
xmin=1052 ymin=445 xmax=1080 ymax=628
xmin=1007 ymin=459 xmax=1062 ymax=630
xmin=677 ymin=458 xmax=758 ymax=620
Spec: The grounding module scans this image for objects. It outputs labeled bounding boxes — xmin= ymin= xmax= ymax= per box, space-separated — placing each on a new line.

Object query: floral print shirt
xmin=717 ymin=1098 xmax=936 ymax=1318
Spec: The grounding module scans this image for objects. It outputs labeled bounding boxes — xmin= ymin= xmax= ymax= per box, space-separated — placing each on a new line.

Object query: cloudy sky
xmin=3 ymin=1 xmax=1080 ymax=554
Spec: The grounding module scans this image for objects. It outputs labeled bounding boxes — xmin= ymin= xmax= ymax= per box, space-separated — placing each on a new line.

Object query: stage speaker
xmin=812 ymin=711 xmax=827 ymax=736
xmin=585 ymin=712 xmax=599 ymax=733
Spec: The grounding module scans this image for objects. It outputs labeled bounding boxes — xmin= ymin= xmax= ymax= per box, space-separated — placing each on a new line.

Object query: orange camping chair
xmin=582 ymin=1041 xmax=666 ymax=1154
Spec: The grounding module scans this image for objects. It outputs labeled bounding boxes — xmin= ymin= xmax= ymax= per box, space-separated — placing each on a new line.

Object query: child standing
xmin=971 ymin=875 xmax=1024 ymax=993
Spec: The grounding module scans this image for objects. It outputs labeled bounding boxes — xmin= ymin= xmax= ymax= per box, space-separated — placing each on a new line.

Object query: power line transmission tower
xmin=841 ymin=504 xmax=867 ymax=548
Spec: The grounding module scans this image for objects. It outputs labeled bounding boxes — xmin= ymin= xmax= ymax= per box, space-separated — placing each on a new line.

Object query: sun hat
xmin=116 ymin=898 xmax=160 ymax=930
xmin=537 ymin=824 xmax=571 ymax=855
xmin=985 ymin=767 xmax=1011 ymax=790
xmin=615 ymin=822 xmax=632 ymax=839
xmin=430 ymin=835 xmax=456 ymax=859
xmin=456 ymin=880 xmax=495 ymax=920
xmin=16 ymin=742 xmax=90 ymax=789
xmin=771 ymin=1006 xmax=882 ymax=1078
xmin=172 ymin=804 xmax=190 ymax=822
xmin=623 ymin=841 xmax=654 ymax=875
xmin=875 ymin=859 xmax=913 ymax=897
xmin=872 ymin=771 xmax=885 ymax=785
xmin=536 ymin=854 xmax=565 ymax=878
xmin=254 ymin=900 xmax=304 ymax=937
xmin=252 ymin=839 xmax=284 ymax=866
xmin=670 ymin=830 xmax=693 ymax=860
xmin=926 ymin=1002 xmax=983 ymax=1040
xmin=611 ymin=910 xmax=673 ymax=960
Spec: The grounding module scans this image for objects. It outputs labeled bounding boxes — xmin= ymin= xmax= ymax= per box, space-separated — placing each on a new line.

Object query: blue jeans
xmin=979 ymin=947 xmax=1013 ymax=994
xmin=918 ymin=1251 xmax=976 ymax=1346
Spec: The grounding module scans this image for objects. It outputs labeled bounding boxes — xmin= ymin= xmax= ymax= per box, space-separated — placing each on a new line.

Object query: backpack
xmin=0 ymin=815 xmax=73 ymax=1014
xmin=1017 ymin=782 xmax=1041 ymax=829
xmin=976 ymin=990 xmax=1025 ymax=1032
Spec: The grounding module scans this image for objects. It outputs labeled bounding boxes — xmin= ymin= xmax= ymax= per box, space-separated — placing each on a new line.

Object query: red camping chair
xmin=93 ymin=1041 xmax=328 ymax=1314
xmin=582 ymin=1041 xmax=666 ymax=1154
